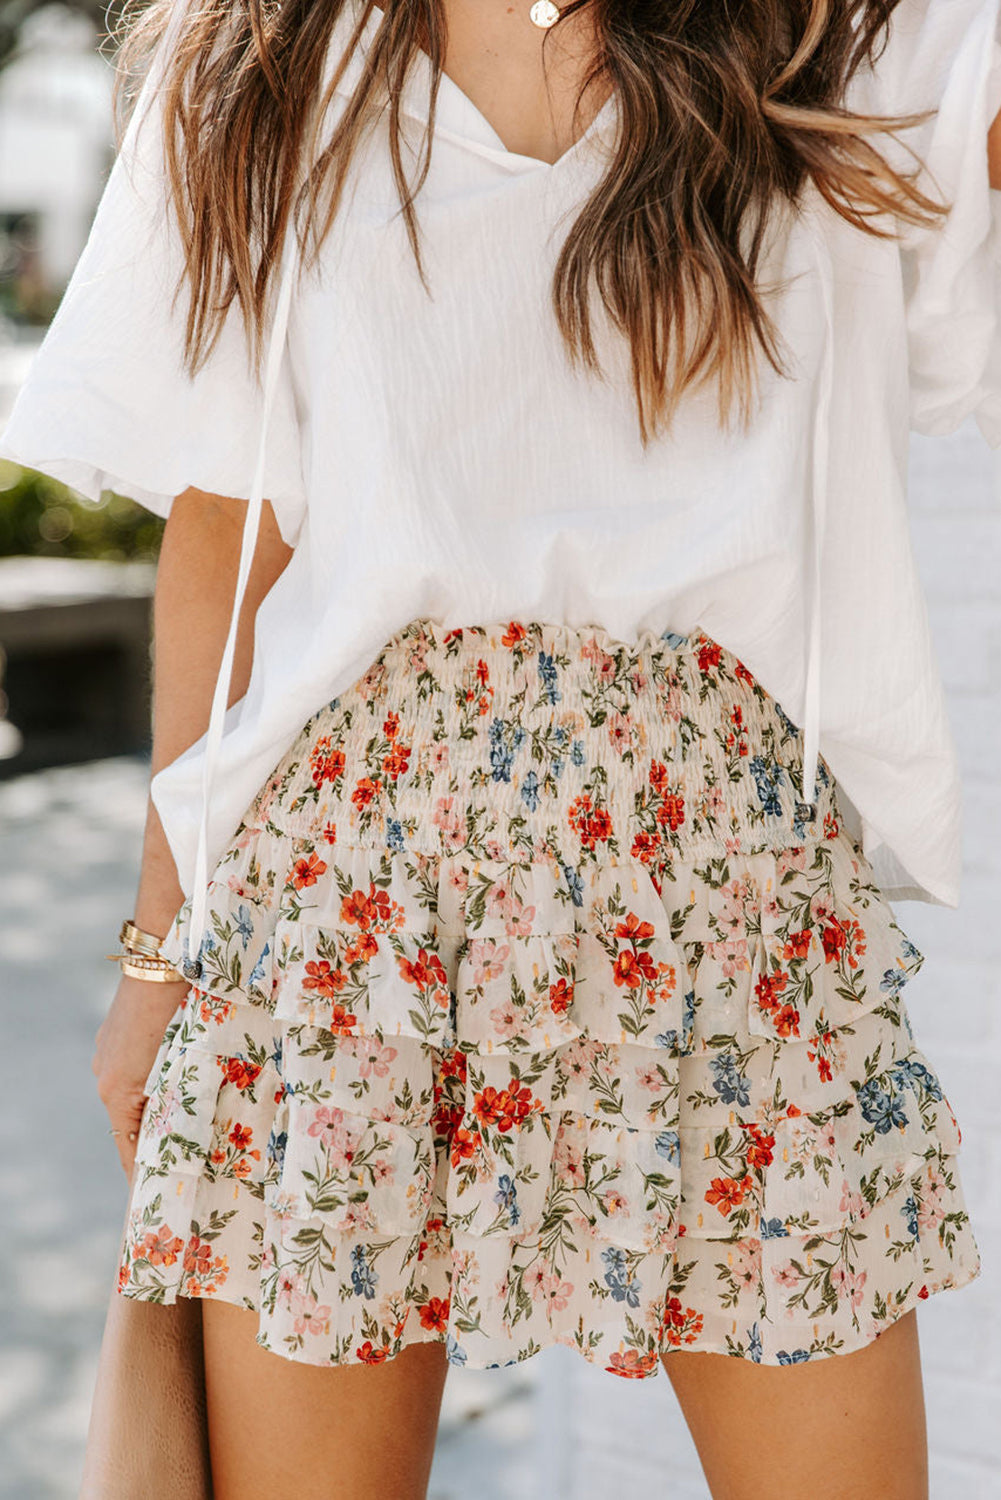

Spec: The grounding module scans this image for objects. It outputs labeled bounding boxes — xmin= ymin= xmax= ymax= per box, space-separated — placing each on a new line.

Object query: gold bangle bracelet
xmin=106 ymin=951 xmax=186 ymax=984
xmin=119 ymin=918 xmax=168 ymax=956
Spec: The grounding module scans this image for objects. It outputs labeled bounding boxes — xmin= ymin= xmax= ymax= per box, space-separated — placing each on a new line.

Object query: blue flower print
xmin=660 ymin=630 xmax=688 ymax=649
xmin=880 ymin=964 xmax=908 ymax=993
xmin=234 ymin=904 xmax=254 ymax=948
xmin=901 ymin=1193 xmax=920 ymax=1239
xmin=538 ymin=651 xmax=561 ymax=704
xmin=759 ymin=1216 xmax=788 ymax=1240
xmin=901 ymin=936 xmax=923 ymax=965
xmin=656 ymin=990 xmax=695 ymax=1053
xmin=552 ymin=756 xmax=564 ymax=779
xmin=521 ymin=770 xmax=540 ymax=812
xmin=748 ymin=1322 xmax=763 ymax=1363
xmin=890 ymin=1057 xmax=943 ymax=1101
xmin=709 ymin=1053 xmax=751 ymax=1108
xmin=350 ymin=1244 xmax=378 ymax=1299
xmin=554 ymin=725 xmax=569 ymax=747
xmin=748 ymin=756 xmax=784 ymax=816
xmin=247 ymin=939 xmax=270 ymax=990
xmin=772 ymin=700 xmax=800 ymax=739
xmin=488 ymin=718 xmax=526 ymax=783
xmin=446 ymin=1333 xmax=468 ymax=1366
xmin=600 ymin=1247 xmax=641 ymax=1307
xmin=857 ymin=1079 xmax=909 ymax=1133
xmin=385 ymin=817 xmax=405 ymax=852
xmin=570 ymin=738 xmax=586 ymax=767
xmin=266 ymin=1126 xmax=287 ymax=1174
xmin=494 ymin=1173 xmax=521 ymax=1226
xmin=776 ymin=1348 xmax=811 ymax=1364
xmin=654 ymin=1130 xmax=681 ymax=1165
xmin=560 ymin=861 xmax=585 ymax=907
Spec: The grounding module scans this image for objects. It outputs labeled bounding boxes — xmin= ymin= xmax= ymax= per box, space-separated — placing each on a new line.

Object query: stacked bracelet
xmin=106 ymin=918 xmax=186 ymax=984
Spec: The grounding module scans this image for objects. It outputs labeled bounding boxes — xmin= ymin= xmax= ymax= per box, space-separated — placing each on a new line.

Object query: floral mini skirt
xmin=119 ymin=620 xmax=981 ymax=1378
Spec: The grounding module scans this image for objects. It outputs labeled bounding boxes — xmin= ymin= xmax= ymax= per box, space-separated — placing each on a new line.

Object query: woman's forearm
xmin=132 ymin=489 xmax=293 ymax=937
xmin=990 ymin=103 xmax=1001 ymax=189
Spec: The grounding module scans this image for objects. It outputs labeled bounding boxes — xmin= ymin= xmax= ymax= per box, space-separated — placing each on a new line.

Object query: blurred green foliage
xmin=0 ymin=460 xmax=163 ymax=560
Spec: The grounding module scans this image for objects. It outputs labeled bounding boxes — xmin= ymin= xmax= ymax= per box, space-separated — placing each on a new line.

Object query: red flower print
xmin=734 ymin=658 xmax=755 ymax=687
xmin=309 ymin=735 xmax=345 ymax=788
xmin=745 ymin=1124 xmax=775 ymax=1169
xmin=705 ymin=1173 xmax=754 ymax=1215
xmin=355 ymin=1341 xmax=390 ymax=1363
xmin=384 ymin=711 xmax=400 ymax=740
xmin=568 ymin=793 xmax=614 ymax=850
xmin=698 ymin=640 xmax=722 ymax=673
xmin=475 ymin=658 xmax=490 ymax=686
xmin=613 ymin=948 xmax=661 ymax=990
xmin=219 ymin=1056 xmax=262 ymax=1090
xmin=615 ymin=913 xmax=656 ymax=944
xmin=302 ymin=959 xmax=346 ymax=997
xmin=329 ymin=1004 xmax=358 ymax=1033
xmin=606 ymin=1349 xmax=659 ymax=1378
xmin=502 ymin=623 xmax=527 ymax=647
xmin=183 ymin=1236 xmax=216 ymax=1277
xmin=754 ymin=967 xmax=788 ymax=1012
xmin=769 ymin=1003 xmax=801 ymax=1039
xmin=383 ymin=743 xmax=411 ymax=780
xmin=321 ymin=820 xmax=338 ymax=844
xmin=782 ymin=929 xmax=812 ymax=961
xmin=141 ymin=1225 xmax=184 ymax=1267
xmin=650 ymin=760 xmax=669 ymax=796
xmin=345 ymin=932 xmax=378 ymax=965
xmin=450 ymin=1125 xmax=480 ymax=1167
xmin=656 ymin=792 xmax=685 ymax=832
xmin=292 ymin=853 xmax=327 ymax=889
xmin=440 ymin=1047 xmax=468 ymax=1083
xmin=229 ymin=1123 xmax=254 ymax=1150
xmin=419 ymin=1296 xmax=450 ymax=1332
xmin=823 ymin=812 xmax=840 ymax=840
xmin=398 ymin=948 xmax=449 ymax=1001
xmin=549 ymin=978 xmax=574 ymax=1014
xmin=631 ymin=830 xmax=660 ymax=865
xmin=821 ymin=915 xmax=866 ymax=968
xmin=472 ymin=1082 xmax=536 ymax=1132
xmin=351 ymin=777 xmax=379 ymax=810
xmin=661 ymin=1298 xmax=705 ymax=1348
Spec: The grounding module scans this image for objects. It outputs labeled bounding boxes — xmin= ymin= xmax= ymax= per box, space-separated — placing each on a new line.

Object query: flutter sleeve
xmin=849 ymin=0 xmax=1001 ymax=441
xmin=0 ymin=6 xmax=307 ymax=548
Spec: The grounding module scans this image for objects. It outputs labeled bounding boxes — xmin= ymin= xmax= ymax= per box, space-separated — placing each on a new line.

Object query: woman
xmin=1 ymin=0 xmax=996 ymax=1494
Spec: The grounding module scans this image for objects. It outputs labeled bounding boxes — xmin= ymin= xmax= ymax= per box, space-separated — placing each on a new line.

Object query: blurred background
xmin=0 ymin=5 xmax=998 ymax=1498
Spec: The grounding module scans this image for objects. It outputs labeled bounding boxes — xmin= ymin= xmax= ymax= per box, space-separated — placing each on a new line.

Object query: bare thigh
xmin=201 ymin=1299 xmax=450 ymax=1500
xmin=662 ymin=1309 xmax=928 ymax=1500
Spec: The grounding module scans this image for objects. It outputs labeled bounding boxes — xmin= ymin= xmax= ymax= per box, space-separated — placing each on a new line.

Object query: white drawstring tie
xmin=797 ymin=197 xmax=835 ymax=826
xmin=181 ymin=238 xmax=299 ymax=978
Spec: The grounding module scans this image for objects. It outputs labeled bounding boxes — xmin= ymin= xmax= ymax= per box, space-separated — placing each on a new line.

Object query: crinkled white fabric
xmin=1 ymin=0 xmax=999 ymax=917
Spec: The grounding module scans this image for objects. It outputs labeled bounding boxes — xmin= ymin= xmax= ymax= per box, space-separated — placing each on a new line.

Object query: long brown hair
xmin=111 ymin=0 xmax=944 ymax=442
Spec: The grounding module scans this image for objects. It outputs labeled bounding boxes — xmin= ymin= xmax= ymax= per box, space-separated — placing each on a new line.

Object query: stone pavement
xmin=0 ymin=424 xmax=998 ymax=1498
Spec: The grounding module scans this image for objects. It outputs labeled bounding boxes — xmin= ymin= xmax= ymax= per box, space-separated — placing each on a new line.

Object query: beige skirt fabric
xmin=117 ymin=620 xmax=981 ymax=1378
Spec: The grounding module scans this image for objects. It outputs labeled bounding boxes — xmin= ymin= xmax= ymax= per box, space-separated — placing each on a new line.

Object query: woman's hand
xmin=92 ymin=971 xmax=190 ymax=1178
xmin=989 ymin=102 xmax=1001 ymax=189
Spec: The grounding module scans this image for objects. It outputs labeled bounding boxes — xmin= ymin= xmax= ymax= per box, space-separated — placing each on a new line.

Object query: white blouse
xmin=2 ymin=0 xmax=1000 ymax=960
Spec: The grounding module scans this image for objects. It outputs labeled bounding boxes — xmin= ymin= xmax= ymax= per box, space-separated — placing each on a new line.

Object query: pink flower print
xmin=146 ymin=1084 xmax=182 ymax=1138
xmin=607 ymin=711 xmax=635 ymax=757
xmin=431 ymin=743 xmax=450 ymax=771
xmin=554 ymin=1133 xmax=586 ymax=1187
xmin=635 ymin=1064 xmax=663 ymax=1093
xmin=485 ymin=880 xmax=515 ymax=921
xmin=504 ymin=899 xmax=536 ymax=937
xmin=432 ymin=797 xmax=464 ymax=852
xmin=407 ymin=640 xmax=427 ymax=675
xmin=353 ymin=1038 xmax=398 ymax=1080
xmin=525 ymin=1262 xmax=550 ymax=1301
xmin=831 ymin=1267 xmax=867 ymax=1308
xmin=291 ymin=1290 xmax=332 ymax=1337
xmin=446 ymin=863 xmax=469 ymax=898
xmin=662 ymin=684 xmax=683 ymax=723
xmin=307 ymin=1105 xmax=357 ymax=1170
xmin=732 ymin=1239 xmax=762 ymax=1288
xmin=716 ymin=880 xmax=749 ymax=939
xmin=839 ymin=1181 xmax=866 ymax=1219
xmin=370 ymin=1155 xmax=396 ymax=1188
xmin=602 ymin=1188 xmax=630 ymax=1220
xmin=724 ymin=836 xmax=742 ymax=857
xmin=810 ymin=890 xmax=838 ymax=925
xmin=704 ymin=783 xmax=725 ymax=819
xmin=541 ymin=1273 xmax=574 ymax=1312
xmin=485 ymin=839 xmax=507 ymax=862
xmin=776 ymin=845 xmax=807 ymax=878
xmin=772 ymin=1262 xmax=800 ymax=1290
xmin=467 ymin=938 xmax=511 ymax=985
xmin=711 ymin=936 xmax=750 ymax=981
xmin=358 ymin=661 xmax=387 ymax=700
xmin=489 ymin=999 xmax=523 ymax=1043
xmin=918 ymin=1170 xmax=948 ymax=1230
xmin=276 ymin=1267 xmax=308 ymax=1310
xmin=561 ymin=1037 xmax=603 ymax=1079
xmin=760 ymin=891 xmax=780 ymax=928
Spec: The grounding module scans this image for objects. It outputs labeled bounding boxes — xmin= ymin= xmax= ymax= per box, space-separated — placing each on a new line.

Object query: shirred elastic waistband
xmin=257 ymin=618 xmax=839 ymax=871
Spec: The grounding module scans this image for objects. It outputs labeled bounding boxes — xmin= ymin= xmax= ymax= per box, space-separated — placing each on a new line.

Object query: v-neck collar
xmin=326 ymin=0 xmax=619 ymax=174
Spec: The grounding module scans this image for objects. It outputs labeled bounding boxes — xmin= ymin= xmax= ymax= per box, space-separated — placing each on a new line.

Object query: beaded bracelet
xmin=106 ymin=917 xmax=186 ymax=984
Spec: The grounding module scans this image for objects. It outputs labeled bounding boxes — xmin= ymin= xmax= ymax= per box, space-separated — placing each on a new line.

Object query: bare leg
xmin=201 ymin=1299 xmax=450 ymax=1500
xmin=662 ymin=1309 xmax=928 ymax=1500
